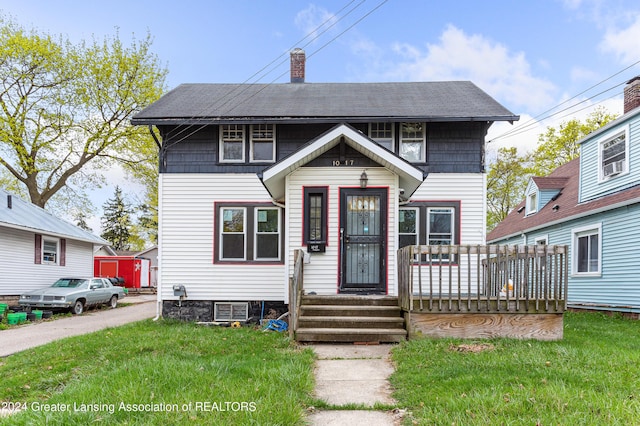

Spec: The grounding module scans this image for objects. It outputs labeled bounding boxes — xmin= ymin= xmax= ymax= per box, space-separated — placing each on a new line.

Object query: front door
xmin=339 ymin=188 xmax=387 ymax=293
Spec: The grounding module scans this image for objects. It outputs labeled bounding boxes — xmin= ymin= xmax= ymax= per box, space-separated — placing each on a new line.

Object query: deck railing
xmin=288 ymin=249 xmax=305 ymax=338
xmin=398 ymin=245 xmax=569 ymax=314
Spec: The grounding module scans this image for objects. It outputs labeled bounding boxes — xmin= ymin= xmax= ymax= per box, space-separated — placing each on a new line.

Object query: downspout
xmin=149 ymin=125 xmax=162 ymax=321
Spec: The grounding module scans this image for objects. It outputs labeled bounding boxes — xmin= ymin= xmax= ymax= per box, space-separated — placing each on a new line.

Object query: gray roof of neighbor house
xmin=0 ymin=188 xmax=108 ymax=244
xmin=132 ymin=81 xmax=519 ymax=125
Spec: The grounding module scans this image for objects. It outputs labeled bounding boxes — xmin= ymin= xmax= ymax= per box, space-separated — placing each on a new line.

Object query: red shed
xmin=94 ymin=256 xmax=151 ymax=289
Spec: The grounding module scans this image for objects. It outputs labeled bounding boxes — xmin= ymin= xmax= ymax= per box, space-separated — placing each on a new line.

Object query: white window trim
xmin=42 ymin=237 xmax=59 ymax=265
xmin=219 ymin=124 xmax=245 ymax=163
xmin=220 ymin=207 xmax=247 ymax=261
xmin=398 ymin=206 xmax=420 ymax=244
xmin=254 ymin=207 xmax=281 ymax=261
xmin=368 ymin=122 xmax=395 ymax=151
xmin=571 ymin=223 xmax=602 ymax=277
xmin=534 ymin=235 xmax=548 ymax=245
xmin=426 ymin=207 xmax=454 ymax=245
xmin=249 ymin=124 xmax=276 ymax=163
xmin=598 ymin=125 xmax=629 ymax=182
xmin=399 ymin=122 xmax=426 ymax=162
xmin=526 ymin=191 xmax=538 ymax=215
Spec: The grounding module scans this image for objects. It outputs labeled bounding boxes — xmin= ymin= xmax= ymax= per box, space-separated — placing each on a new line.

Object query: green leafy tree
xmin=0 ymin=16 xmax=166 ymax=213
xmin=101 ymin=186 xmax=132 ymax=251
xmin=73 ymin=211 xmax=93 ymax=232
xmin=486 ymin=147 xmax=529 ymax=231
xmin=528 ymin=107 xmax=617 ymax=176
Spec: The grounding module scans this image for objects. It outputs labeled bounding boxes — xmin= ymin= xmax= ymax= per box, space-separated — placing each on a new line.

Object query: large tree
xmin=0 ymin=16 xmax=166 ymax=212
xmin=487 ymin=107 xmax=617 ymax=232
xmin=486 ymin=147 xmax=529 ymax=231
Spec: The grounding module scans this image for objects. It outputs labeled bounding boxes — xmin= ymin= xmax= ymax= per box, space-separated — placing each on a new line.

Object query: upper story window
xmin=369 ymin=122 xmax=394 ymax=151
xmin=600 ymin=128 xmax=628 ymax=180
xmin=250 ymin=124 xmax=276 ymax=163
xmin=220 ymin=124 xmax=245 ymax=163
xmin=526 ymin=191 xmax=538 ymax=215
xmin=400 ymin=122 xmax=426 ymax=162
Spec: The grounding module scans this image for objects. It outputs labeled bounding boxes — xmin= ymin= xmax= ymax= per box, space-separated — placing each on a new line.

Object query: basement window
xmin=214 ymin=302 xmax=249 ymax=322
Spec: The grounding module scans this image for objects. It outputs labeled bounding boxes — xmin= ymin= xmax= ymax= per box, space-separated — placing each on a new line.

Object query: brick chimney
xmin=290 ymin=48 xmax=305 ymax=83
xmin=624 ymin=76 xmax=640 ymax=114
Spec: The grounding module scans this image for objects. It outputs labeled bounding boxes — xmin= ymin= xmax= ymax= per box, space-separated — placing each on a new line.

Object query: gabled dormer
xmin=578 ymin=77 xmax=640 ymax=203
xmin=525 ymin=177 xmax=567 ymax=216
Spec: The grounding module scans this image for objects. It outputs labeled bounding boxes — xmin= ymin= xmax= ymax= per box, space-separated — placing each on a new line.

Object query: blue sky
xmin=2 ymin=0 xmax=640 ymax=232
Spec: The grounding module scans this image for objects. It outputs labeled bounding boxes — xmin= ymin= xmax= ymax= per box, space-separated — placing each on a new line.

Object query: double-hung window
xmin=250 ymin=124 xmax=275 ymax=163
xmin=255 ymin=208 xmax=280 ymax=260
xmin=572 ymin=224 xmax=601 ymax=275
xmin=220 ymin=207 xmax=246 ymax=260
xmin=217 ymin=204 xmax=282 ymax=263
xmin=399 ymin=122 xmax=426 ymax=162
xmin=369 ymin=122 xmax=394 ymax=151
xmin=600 ymin=128 xmax=628 ymax=180
xmin=399 ymin=202 xmax=459 ymax=262
xmin=220 ymin=124 xmax=245 ymax=162
xmin=526 ymin=191 xmax=538 ymax=215
xmin=42 ymin=238 xmax=59 ymax=264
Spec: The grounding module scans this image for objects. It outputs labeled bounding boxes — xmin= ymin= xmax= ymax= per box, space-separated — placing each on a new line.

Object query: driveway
xmin=0 ymin=295 xmax=157 ymax=357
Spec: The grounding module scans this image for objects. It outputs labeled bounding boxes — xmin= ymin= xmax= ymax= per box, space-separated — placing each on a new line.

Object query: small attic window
xmin=526 ymin=192 xmax=538 ymax=215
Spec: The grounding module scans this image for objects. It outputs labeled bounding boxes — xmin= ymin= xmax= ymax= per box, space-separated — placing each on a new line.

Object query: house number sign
xmin=332 ymin=160 xmax=355 ymax=166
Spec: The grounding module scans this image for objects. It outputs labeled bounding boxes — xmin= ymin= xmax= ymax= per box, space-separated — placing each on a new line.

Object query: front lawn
xmin=0 ymin=321 xmax=315 ymax=425
xmin=391 ymin=311 xmax=640 ymax=424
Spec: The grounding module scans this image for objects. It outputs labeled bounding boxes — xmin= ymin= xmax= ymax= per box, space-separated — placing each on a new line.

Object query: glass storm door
xmin=339 ymin=188 xmax=387 ymax=293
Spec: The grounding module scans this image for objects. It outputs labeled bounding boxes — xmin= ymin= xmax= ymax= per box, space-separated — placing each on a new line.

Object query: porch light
xmin=360 ymin=170 xmax=368 ymax=188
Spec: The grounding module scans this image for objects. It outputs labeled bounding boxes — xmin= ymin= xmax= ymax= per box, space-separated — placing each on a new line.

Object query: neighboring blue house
xmin=488 ymin=76 xmax=640 ymax=314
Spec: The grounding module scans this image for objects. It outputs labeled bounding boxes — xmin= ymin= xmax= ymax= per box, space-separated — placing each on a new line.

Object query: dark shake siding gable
xmin=157 ymin=121 xmax=490 ymax=174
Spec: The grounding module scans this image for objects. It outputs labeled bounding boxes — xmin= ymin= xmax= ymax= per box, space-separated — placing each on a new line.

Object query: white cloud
xmin=294 ymin=4 xmax=338 ymax=42
xmin=599 ymin=15 xmax=640 ymax=64
xmin=386 ymin=25 xmax=556 ymax=112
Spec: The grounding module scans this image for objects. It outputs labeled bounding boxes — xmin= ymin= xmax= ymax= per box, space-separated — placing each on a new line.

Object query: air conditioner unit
xmin=603 ymin=160 xmax=624 ymax=177
xmin=214 ymin=302 xmax=248 ymax=322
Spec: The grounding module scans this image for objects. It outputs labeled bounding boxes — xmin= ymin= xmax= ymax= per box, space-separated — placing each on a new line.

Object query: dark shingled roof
xmin=487 ymin=158 xmax=640 ymax=241
xmin=132 ymin=81 xmax=518 ymax=125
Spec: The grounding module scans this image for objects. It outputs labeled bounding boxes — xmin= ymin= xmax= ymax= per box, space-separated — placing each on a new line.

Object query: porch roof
xmin=260 ymin=123 xmax=425 ymax=201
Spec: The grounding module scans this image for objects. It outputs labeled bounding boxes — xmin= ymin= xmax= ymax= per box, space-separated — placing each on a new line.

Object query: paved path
xmin=0 ymin=295 xmax=157 ymax=357
xmin=306 ymin=344 xmax=403 ymax=425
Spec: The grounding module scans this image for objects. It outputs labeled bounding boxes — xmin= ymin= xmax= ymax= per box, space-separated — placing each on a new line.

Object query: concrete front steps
xmin=295 ymin=295 xmax=407 ymax=343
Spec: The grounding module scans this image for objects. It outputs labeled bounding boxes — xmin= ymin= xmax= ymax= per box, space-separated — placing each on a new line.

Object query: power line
xmin=489 ymin=59 xmax=640 ymax=143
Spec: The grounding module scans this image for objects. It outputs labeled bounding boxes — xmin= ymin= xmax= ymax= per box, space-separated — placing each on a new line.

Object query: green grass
xmin=390 ymin=311 xmax=640 ymax=425
xmin=0 ymin=320 xmax=315 ymax=425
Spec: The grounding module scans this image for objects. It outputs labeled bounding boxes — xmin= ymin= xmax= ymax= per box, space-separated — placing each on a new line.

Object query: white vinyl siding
xmin=287 ymin=167 xmax=397 ymax=296
xmin=0 ymin=227 xmax=94 ymax=295
xmin=159 ymin=174 xmax=284 ymax=301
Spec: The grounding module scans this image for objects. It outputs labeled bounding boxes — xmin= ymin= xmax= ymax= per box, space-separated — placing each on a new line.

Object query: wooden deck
xmin=398 ymin=245 xmax=569 ymax=340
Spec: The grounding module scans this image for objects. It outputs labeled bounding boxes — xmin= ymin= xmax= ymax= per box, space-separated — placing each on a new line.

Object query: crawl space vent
xmin=214 ymin=302 xmax=248 ymax=322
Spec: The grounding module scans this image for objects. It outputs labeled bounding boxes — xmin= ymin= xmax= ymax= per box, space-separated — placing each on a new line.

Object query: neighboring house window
xmin=572 ymin=224 xmax=601 ymax=275
xmin=600 ymin=129 xmax=627 ymax=179
xmin=304 ymin=187 xmax=328 ymax=250
xmin=35 ymin=235 xmax=66 ymax=266
xmin=526 ymin=191 xmax=538 ymax=215
xmin=399 ymin=202 xmax=460 ymax=262
xmin=216 ymin=203 xmax=283 ymax=263
xmin=250 ymin=124 xmax=276 ymax=163
xmin=220 ymin=124 xmax=245 ymax=162
xmin=255 ymin=207 xmax=280 ymax=260
xmin=399 ymin=122 xmax=426 ymax=162
xmin=369 ymin=122 xmax=394 ymax=151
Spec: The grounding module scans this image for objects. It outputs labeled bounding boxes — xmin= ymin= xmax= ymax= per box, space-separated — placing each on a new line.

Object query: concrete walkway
xmin=0 ymin=295 xmax=156 ymax=357
xmin=306 ymin=344 xmax=403 ymax=425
